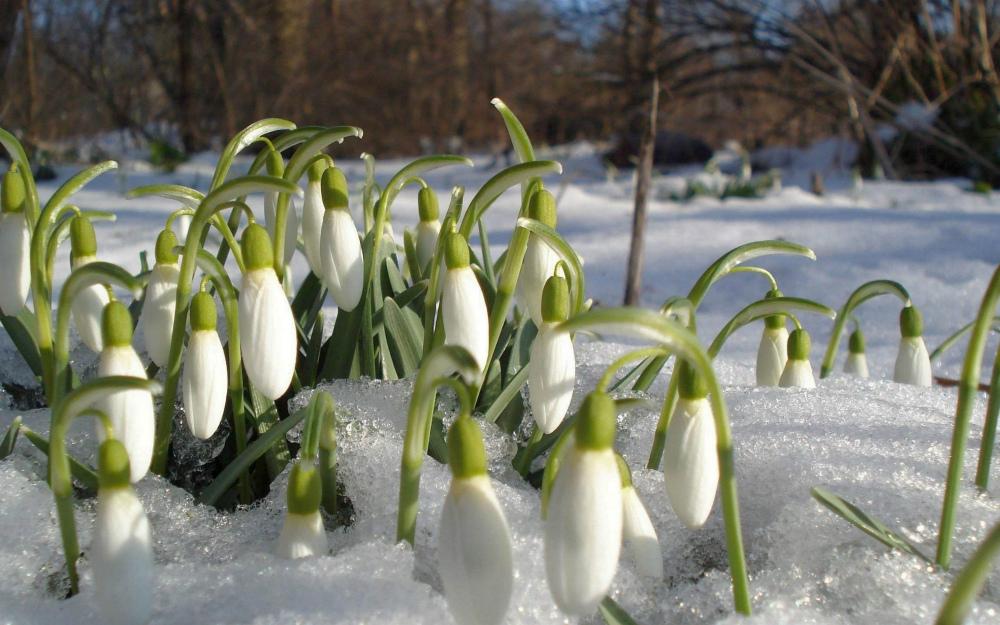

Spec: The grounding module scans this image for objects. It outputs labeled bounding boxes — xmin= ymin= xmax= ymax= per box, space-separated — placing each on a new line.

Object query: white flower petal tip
xmin=778 ymin=359 xmax=816 ymax=389
xmin=442 ymin=267 xmax=489 ymax=379
xmin=98 ymin=347 xmax=155 ymax=482
xmin=319 ymin=209 xmax=364 ymax=311
xmin=663 ymin=398 xmax=719 ymax=529
xmin=516 ymin=236 xmax=560 ymax=326
xmin=755 ymin=327 xmax=788 ymax=387
xmin=416 ymin=220 xmax=440 ymax=271
xmin=182 ymin=330 xmax=228 ymax=439
xmin=622 ymin=485 xmax=663 ymax=579
xmin=545 ymin=447 xmax=622 ymax=616
xmin=274 ymin=511 xmax=328 ymax=560
xmin=844 ymin=352 xmax=869 ymax=378
xmin=893 ymin=336 xmax=932 ymax=387
xmin=239 ymin=268 xmax=297 ymax=400
xmin=140 ymin=263 xmax=179 ymax=367
xmin=0 ymin=212 xmax=30 ymax=316
xmin=438 ymin=476 xmax=514 ymax=625
xmin=92 ymin=488 xmax=154 ymax=625
xmin=71 ymin=258 xmax=111 ymax=353
xmin=529 ymin=324 xmax=575 ymax=434
xmin=302 ymin=179 xmax=325 ymax=273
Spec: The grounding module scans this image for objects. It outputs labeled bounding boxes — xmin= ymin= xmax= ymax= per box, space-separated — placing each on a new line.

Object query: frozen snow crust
xmin=1 ymin=144 xmax=1000 ymax=623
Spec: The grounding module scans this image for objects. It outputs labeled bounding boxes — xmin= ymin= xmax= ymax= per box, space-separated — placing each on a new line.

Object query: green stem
xmin=974 ymin=343 xmax=1000 ymax=489
xmin=931 ymin=316 xmax=1000 ymax=362
xmin=820 ymin=280 xmax=910 ymax=378
xmin=597 ymin=347 xmax=668 ymax=392
xmin=934 ymin=521 xmax=1000 ymax=625
xmin=647 ymin=371 xmax=681 ymax=470
xmin=937 ymin=265 xmax=1000 ymax=568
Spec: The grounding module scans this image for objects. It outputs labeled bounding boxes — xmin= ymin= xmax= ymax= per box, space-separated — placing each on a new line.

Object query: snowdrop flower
xmin=275 ymin=459 xmax=328 ymax=559
xmin=438 ymin=416 xmax=513 ymax=625
xmin=516 ymin=189 xmax=561 ymax=326
xmin=529 ymin=275 xmax=575 ymax=433
xmin=92 ymin=439 xmax=154 ymax=625
xmin=442 ymin=231 xmax=489 ymax=379
xmin=319 ymin=167 xmax=364 ymax=311
xmin=139 ymin=229 xmax=179 ymax=366
xmin=617 ymin=455 xmax=662 ymax=579
xmin=70 ymin=216 xmax=111 ymax=352
xmin=663 ymin=361 xmax=719 ymax=529
xmin=238 ymin=224 xmax=297 ymax=400
xmin=264 ymin=149 xmax=298 ymax=267
xmin=893 ymin=305 xmax=932 ymax=386
xmin=779 ymin=328 xmax=816 ymax=389
xmin=545 ymin=391 xmax=622 ymax=616
xmin=755 ymin=289 xmax=788 ymax=386
xmin=97 ymin=301 xmax=155 ymax=483
xmin=415 ymin=186 xmax=441 ymax=271
xmin=182 ymin=291 xmax=227 ymax=439
xmin=301 ymin=160 xmax=326 ymax=274
xmin=844 ymin=327 xmax=869 ymax=378
xmin=0 ymin=165 xmax=30 ymax=316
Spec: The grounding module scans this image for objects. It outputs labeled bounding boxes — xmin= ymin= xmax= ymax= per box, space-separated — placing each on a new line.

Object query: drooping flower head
xmin=92 ymin=438 xmax=154 ymax=625
xmin=545 ymin=390 xmax=622 ymax=616
xmin=97 ymin=300 xmax=155 ymax=483
xmin=529 ymin=275 xmax=575 ymax=433
xmin=301 ymin=159 xmax=327 ymax=275
xmin=182 ymin=291 xmax=228 ymax=439
xmin=441 ymin=230 xmax=489 ymax=379
xmin=617 ymin=455 xmax=663 ymax=579
xmin=415 ymin=186 xmax=441 ymax=272
xmin=70 ymin=215 xmax=111 ymax=352
xmin=844 ymin=327 xmax=869 ymax=378
xmin=238 ymin=224 xmax=297 ymax=400
xmin=0 ymin=164 xmax=30 ymax=316
xmin=140 ymin=228 xmax=180 ymax=366
xmin=663 ymin=360 xmax=719 ymax=529
xmin=755 ymin=288 xmax=788 ymax=387
xmin=516 ymin=188 xmax=560 ymax=326
xmin=779 ymin=328 xmax=816 ymax=389
xmin=893 ymin=305 xmax=932 ymax=386
xmin=275 ymin=459 xmax=328 ymax=559
xmin=318 ymin=166 xmax=364 ymax=311
xmin=438 ymin=416 xmax=513 ymax=625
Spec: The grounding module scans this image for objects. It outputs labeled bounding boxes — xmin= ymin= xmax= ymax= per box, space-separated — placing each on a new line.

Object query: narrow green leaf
xmin=1 ymin=311 xmax=42 ymax=378
xmin=599 ymin=597 xmax=643 ymax=625
xmin=821 ymin=280 xmax=911 ymax=378
xmin=20 ymin=427 xmax=98 ymax=492
xmin=247 ymin=387 xmax=290 ymax=480
xmin=384 ymin=297 xmax=423 ymax=376
xmin=318 ymin=306 xmax=360 ymax=381
xmin=688 ymin=240 xmax=816 ymax=306
xmin=485 ymin=365 xmax=529 ymax=424
xmin=708 ymin=296 xmax=836 ymax=357
xmin=126 ymin=183 xmax=204 ymax=206
xmin=211 ymin=118 xmax=296 ymax=189
xmin=0 ymin=417 xmax=22 ymax=460
xmin=403 ymin=229 xmax=422 ymax=282
xmin=459 ymin=161 xmax=563 ymax=238
xmin=43 ymin=161 xmax=118 ymax=216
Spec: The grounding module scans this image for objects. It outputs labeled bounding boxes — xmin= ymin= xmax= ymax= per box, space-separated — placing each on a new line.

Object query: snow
xmin=1 ymin=142 xmax=1000 ymax=624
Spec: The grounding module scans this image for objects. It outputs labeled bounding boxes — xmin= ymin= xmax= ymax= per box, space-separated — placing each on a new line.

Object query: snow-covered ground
xmin=1 ymin=142 xmax=999 ymax=624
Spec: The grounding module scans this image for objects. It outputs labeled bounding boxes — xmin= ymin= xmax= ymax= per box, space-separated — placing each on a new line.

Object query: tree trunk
xmin=624 ymin=76 xmax=659 ymax=306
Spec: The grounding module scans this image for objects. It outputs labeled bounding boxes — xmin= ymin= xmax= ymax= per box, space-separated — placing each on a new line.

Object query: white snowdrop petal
xmin=302 ymin=180 xmax=325 ymax=273
xmin=97 ymin=346 xmax=155 ymax=482
xmin=544 ymin=447 xmax=622 ymax=616
xmin=893 ymin=336 xmax=932 ymax=387
xmin=319 ymin=209 xmax=364 ymax=311
xmin=663 ymin=398 xmax=719 ymax=529
xmin=140 ymin=263 xmax=179 ymax=366
xmin=528 ymin=325 xmax=575 ymax=434
xmin=438 ymin=475 xmax=514 ymax=625
xmin=0 ymin=212 xmax=30 ymax=316
xmin=416 ymin=220 xmax=440 ymax=271
xmin=515 ymin=236 xmax=560 ymax=326
xmin=622 ymin=485 xmax=663 ymax=579
xmin=182 ymin=330 xmax=228 ymax=439
xmin=71 ymin=257 xmax=111 ymax=353
xmin=844 ymin=352 xmax=869 ymax=378
xmin=756 ymin=326 xmax=788 ymax=387
xmin=442 ymin=267 xmax=489 ymax=378
xmin=779 ymin=358 xmax=816 ymax=389
xmin=265 ymin=194 xmax=298 ymax=265
xmin=92 ymin=488 xmax=154 ymax=625
xmin=239 ymin=269 xmax=297 ymax=400
xmin=274 ymin=511 xmax=328 ymax=559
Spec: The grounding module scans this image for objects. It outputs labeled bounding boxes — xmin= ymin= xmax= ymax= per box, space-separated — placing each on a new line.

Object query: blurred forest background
xmin=2 ymin=0 xmax=1000 ymax=182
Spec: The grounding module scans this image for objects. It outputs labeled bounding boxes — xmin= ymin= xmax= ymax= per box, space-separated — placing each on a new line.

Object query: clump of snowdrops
xmin=0 ymin=100 xmax=997 ymax=625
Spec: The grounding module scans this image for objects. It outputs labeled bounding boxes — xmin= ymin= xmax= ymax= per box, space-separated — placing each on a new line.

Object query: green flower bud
xmin=265 ymin=148 xmax=284 ymax=177
xmin=527 ymin=188 xmax=557 ymax=228
xmin=2 ymin=164 xmax=26 ymax=214
xmin=307 ymin=159 xmax=327 ymax=183
xmin=575 ymin=391 xmax=616 ymax=451
xmin=241 ymin=223 xmax=274 ymax=271
xmin=101 ymin=300 xmax=133 ymax=348
xmin=97 ymin=438 xmax=132 ymax=490
xmin=616 ymin=453 xmax=633 ymax=488
xmin=848 ymin=328 xmax=866 ymax=354
xmin=286 ymin=461 xmax=322 ymax=515
xmin=788 ymin=328 xmax=811 ymax=361
xmin=764 ymin=288 xmax=786 ymax=330
xmin=447 ymin=416 xmax=488 ymax=479
xmin=321 ymin=168 xmax=349 ymax=209
xmin=677 ymin=359 xmax=708 ymax=400
xmin=443 ymin=231 xmax=470 ymax=270
xmin=70 ymin=215 xmax=98 ymax=260
xmin=154 ymin=228 xmax=179 ymax=265
xmin=418 ymin=187 xmax=439 ymax=222
xmin=900 ymin=305 xmax=923 ymax=338
xmin=541 ymin=275 xmax=570 ymax=323
xmin=190 ymin=291 xmax=217 ymax=332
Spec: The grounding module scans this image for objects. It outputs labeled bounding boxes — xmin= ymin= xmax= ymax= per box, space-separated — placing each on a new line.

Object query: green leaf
xmin=126 ymin=183 xmax=204 ymax=206
xmin=291 ymin=271 xmax=325 ymax=330
xmin=484 ymin=365 xmax=529 ymax=424
xmin=43 ymin=161 xmax=118 ymax=217
xmin=1 ymin=310 xmax=42 ymax=378
xmin=0 ymin=416 xmax=21 ymax=460
xmin=403 ymin=229 xmax=422 ymax=282
xmin=284 ymin=127 xmax=363 ymax=183
xmin=820 ymin=280 xmax=911 ymax=378
xmin=460 ymin=161 xmax=563 ymax=237
xmin=246 ymin=387 xmax=290 ymax=480
xmin=318 ymin=306 xmax=360 ymax=381
xmin=599 ymin=597 xmax=643 ymax=625
xmin=811 ymin=487 xmax=933 ymax=563
xmin=708 ymin=296 xmax=836 ymax=357
xmin=20 ymin=426 xmax=98 ymax=492
xmin=211 ymin=118 xmax=296 ymax=189
xmin=383 ymin=297 xmax=423 ymax=376
xmin=688 ymin=240 xmax=816 ymax=307
xmin=198 ymin=404 xmax=309 ymax=506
